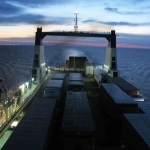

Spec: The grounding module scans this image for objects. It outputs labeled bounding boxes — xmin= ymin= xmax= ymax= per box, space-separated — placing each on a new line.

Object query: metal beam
xmin=35 ymin=27 xmax=116 ymax=47
xmin=41 ymin=31 xmax=111 ymax=40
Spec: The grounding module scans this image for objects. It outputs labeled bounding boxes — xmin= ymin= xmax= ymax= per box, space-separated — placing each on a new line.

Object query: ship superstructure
xmin=32 ymin=27 xmax=119 ymax=84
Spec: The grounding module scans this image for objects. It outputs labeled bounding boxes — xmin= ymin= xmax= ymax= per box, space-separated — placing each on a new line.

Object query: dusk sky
xmin=0 ymin=0 xmax=150 ymax=48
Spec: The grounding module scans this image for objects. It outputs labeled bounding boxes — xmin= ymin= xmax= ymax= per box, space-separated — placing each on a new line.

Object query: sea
xmin=0 ymin=45 xmax=150 ymax=100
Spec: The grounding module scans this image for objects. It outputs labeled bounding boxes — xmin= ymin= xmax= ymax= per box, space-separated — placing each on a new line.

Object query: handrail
xmin=52 ymin=30 xmax=111 ymax=34
xmin=0 ymin=74 xmax=50 ymax=137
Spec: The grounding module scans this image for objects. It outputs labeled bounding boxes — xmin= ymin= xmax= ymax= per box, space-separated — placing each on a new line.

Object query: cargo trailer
xmin=67 ymin=80 xmax=84 ymax=91
xmin=101 ymin=83 xmax=139 ymax=118
xmin=69 ymin=73 xmax=83 ymax=81
xmin=101 ymin=83 xmax=139 ymax=143
xmin=43 ymin=90 xmax=61 ymax=99
xmin=2 ymin=98 xmax=57 ymax=150
xmin=122 ymin=114 xmax=150 ymax=150
xmin=61 ymin=92 xmax=95 ymax=149
xmin=51 ymin=73 xmax=66 ymax=80
xmin=43 ymin=90 xmax=62 ymax=108
xmin=138 ymin=101 xmax=150 ymax=115
xmin=44 ymin=79 xmax=64 ymax=91
xmin=110 ymin=77 xmax=140 ymax=96
xmin=94 ymin=68 xmax=110 ymax=84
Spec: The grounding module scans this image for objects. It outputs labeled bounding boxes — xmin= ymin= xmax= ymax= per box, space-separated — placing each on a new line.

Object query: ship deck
xmin=2 ymin=70 xmax=147 ymax=150
xmin=36 ymin=70 xmax=124 ymax=150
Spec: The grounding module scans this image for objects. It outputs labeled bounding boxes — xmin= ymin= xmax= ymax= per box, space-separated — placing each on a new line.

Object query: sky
xmin=0 ymin=0 xmax=150 ymax=48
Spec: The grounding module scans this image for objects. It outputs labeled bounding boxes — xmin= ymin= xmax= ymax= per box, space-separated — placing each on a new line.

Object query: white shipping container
xmin=85 ymin=63 xmax=94 ymax=77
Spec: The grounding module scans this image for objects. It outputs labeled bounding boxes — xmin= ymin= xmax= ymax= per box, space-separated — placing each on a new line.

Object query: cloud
xmin=5 ymin=0 xmax=69 ymax=6
xmin=0 ymin=0 xmax=74 ymax=25
xmin=83 ymin=19 xmax=97 ymax=23
xmin=104 ymin=21 xmax=150 ymax=26
xmin=82 ymin=19 xmax=150 ymax=26
xmin=0 ymin=13 xmax=73 ymax=26
xmin=103 ymin=21 xmax=150 ymax=26
xmin=105 ymin=7 xmax=118 ymax=13
xmin=104 ymin=7 xmax=145 ymax=15
xmin=0 ymin=14 xmax=45 ymax=25
xmin=133 ymin=0 xmax=149 ymax=2
xmin=0 ymin=1 xmax=22 ymax=14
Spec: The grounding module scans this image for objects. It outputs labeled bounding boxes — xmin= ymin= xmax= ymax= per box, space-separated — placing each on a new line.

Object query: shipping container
xmin=43 ymin=90 xmax=61 ymax=100
xmin=138 ymin=101 xmax=150 ymax=115
xmin=51 ymin=73 xmax=66 ymax=80
xmin=110 ymin=77 xmax=140 ymax=96
xmin=94 ymin=68 xmax=109 ymax=84
xmin=44 ymin=79 xmax=64 ymax=91
xmin=62 ymin=92 xmax=95 ymax=136
xmin=2 ymin=98 xmax=56 ymax=150
xmin=43 ymin=90 xmax=62 ymax=108
xmin=85 ymin=62 xmax=94 ymax=77
xmin=69 ymin=73 xmax=83 ymax=81
xmin=67 ymin=80 xmax=84 ymax=91
xmin=61 ymin=92 xmax=95 ymax=149
xmin=101 ymin=84 xmax=139 ymax=144
xmin=101 ymin=83 xmax=138 ymax=119
xmin=122 ymin=114 xmax=150 ymax=150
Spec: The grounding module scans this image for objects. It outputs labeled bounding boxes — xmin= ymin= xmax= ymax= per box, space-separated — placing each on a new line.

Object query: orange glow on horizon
xmin=116 ymin=44 xmax=150 ymax=49
xmin=0 ymin=39 xmax=150 ymax=49
xmin=0 ymin=39 xmax=34 ymax=43
xmin=43 ymin=40 xmax=150 ymax=49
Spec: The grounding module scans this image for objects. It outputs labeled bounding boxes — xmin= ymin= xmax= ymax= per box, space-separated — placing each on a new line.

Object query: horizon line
xmin=0 ymin=42 xmax=150 ymax=49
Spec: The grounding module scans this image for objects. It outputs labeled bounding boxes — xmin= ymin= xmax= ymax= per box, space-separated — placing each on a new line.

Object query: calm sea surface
xmin=0 ymin=45 xmax=150 ymax=100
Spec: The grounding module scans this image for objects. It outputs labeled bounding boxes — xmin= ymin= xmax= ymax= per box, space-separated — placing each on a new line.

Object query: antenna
xmin=74 ymin=12 xmax=79 ymax=32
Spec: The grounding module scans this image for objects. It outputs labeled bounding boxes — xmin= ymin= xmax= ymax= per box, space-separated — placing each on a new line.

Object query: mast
xmin=74 ymin=12 xmax=79 ymax=32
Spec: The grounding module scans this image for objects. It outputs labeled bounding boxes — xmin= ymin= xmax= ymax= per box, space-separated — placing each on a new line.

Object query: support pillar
xmin=31 ymin=27 xmax=46 ymax=83
xmin=104 ymin=30 xmax=119 ymax=77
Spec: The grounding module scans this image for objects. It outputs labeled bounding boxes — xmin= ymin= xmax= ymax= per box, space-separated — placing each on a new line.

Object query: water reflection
xmin=63 ymin=48 xmax=85 ymax=60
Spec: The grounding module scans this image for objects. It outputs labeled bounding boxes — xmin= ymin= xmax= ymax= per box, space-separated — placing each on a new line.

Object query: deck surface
xmin=44 ymin=71 xmax=122 ymax=150
xmin=3 ymin=70 xmax=140 ymax=150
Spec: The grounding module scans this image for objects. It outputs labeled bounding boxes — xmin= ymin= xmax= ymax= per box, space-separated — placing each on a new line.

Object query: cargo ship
xmin=1 ymin=27 xmax=150 ymax=150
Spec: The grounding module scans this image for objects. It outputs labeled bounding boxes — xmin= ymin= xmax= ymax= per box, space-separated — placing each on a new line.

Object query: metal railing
xmin=0 ymin=74 xmax=50 ymax=137
xmin=54 ymin=68 xmax=85 ymax=71
xmin=52 ymin=30 xmax=111 ymax=34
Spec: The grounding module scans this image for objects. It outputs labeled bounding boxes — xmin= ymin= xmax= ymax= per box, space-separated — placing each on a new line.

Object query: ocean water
xmin=0 ymin=45 xmax=150 ymax=100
